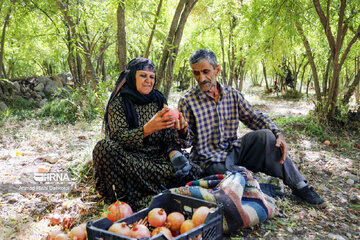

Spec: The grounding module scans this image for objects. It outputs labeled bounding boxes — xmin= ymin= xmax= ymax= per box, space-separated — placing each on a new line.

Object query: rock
xmin=349 ymin=188 xmax=360 ymax=203
xmin=7 ymin=196 xmax=18 ymax=204
xmin=328 ymin=233 xmax=345 ymax=240
xmin=34 ymin=82 xmax=44 ymax=92
xmin=13 ymin=81 xmax=20 ymax=92
xmin=44 ymin=79 xmax=62 ymax=96
xmin=39 ymin=98 xmax=47 ymax=106
xmin=38 ymin=91 xmax=45 ymax=98
xmin=38 ymin=76 xmax=52 ymax=85
xmin=0 ymin=101 xmax=7 ymax=111
xmin=41 ymin=153 xmax=60 ymax=164
xmin=346 ymin=179 xmax=355 ymax=185
xmin=286 ymin=227 xmax=293 ymax=233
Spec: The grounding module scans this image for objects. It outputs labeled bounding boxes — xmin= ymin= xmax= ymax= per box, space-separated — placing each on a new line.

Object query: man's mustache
xmin=199 ymin=80 xmax=210 ymax=85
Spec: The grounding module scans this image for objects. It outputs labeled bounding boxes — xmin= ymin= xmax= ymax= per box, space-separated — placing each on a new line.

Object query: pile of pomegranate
xmin=108 ymin=205 xmax=211 ymax=239
xmin=46 ymin=199 xmax=212 ymax=240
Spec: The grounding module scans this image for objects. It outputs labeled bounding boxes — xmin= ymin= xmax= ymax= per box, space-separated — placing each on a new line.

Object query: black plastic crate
xmin=87 ymin=191 xmax=223 ymax=240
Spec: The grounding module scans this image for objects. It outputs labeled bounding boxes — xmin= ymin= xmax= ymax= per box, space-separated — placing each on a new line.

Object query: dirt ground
xmin=0 ymin=87 xmax=359 ymax=240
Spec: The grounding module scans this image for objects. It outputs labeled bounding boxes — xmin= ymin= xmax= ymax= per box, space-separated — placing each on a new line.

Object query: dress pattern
xmin=93 ymin=96 xmax=203 ymax=211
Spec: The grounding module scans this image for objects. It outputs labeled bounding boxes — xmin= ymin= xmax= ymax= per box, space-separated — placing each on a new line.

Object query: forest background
xmin=0 ymin=0 xmax=359 ymax=239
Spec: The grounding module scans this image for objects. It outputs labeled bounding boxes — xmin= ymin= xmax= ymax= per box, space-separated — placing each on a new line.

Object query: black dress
xmin=93 ymin=96 xmax=203 ymax=211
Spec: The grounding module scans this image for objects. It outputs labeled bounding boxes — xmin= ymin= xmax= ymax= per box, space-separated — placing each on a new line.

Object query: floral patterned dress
xmin=93 ymin=96 xmax=203 ymax=211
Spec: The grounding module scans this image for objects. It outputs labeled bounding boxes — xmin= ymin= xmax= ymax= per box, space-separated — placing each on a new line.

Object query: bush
xmin=37 ymin=86 xmax=108 ymax=124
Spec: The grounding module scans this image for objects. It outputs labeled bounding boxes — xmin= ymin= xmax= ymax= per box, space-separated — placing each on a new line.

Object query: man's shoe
xmin=292 ymin=186 xmax=327 ymax=208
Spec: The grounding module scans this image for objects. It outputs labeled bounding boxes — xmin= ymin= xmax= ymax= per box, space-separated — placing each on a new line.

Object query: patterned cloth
xmin=93 ymin=96 xmax=203 ymax=211
xmin=178 ymin=83 xmax=281 ymax=168
xmin=170 ymin=170 xmax=278 ymax=233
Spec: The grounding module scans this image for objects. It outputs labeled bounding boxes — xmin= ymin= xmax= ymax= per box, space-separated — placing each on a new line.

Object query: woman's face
xmin=135 ymin=70 xmax=155 ymax=95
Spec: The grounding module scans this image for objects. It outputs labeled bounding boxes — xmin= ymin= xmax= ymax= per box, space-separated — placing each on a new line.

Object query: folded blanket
xmin=170 ymin=170 xmax=278 ymax=233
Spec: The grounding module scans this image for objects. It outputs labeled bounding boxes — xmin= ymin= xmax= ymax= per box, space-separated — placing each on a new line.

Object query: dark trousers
xmin=204 ymin=129 xmax=306 ymax=189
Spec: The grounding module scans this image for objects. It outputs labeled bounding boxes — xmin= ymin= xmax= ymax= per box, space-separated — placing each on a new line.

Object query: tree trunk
xmin=313 ymin=0 xmax=360 ymax=119
xmin=144 ymin=0 xmax=163 ymax=58
xmin=295 ymin=21 xmax=322 ymax=102
xmin=356 ymin=57 xmax=360 ymax=103
xmin=299 ymin=61 xmax=309 ymax=94
xmin=219 ymin=27 xmax=227 ymax=84
xmin=54 ymin=0 xmax=98 ymax=89
xmin=323 ymin=53 xmax=332 ymax=96
xmin=156 ymin=0 xmax=187 ymax=90
xmin=342 ymin=68 xmax=360 ymax=105
xmin=237 ymin=57 xmax=246 ymax=91
xmin=0 ymin=0 xmax=14 ymax=80
xmin=161 ymin=0 xmax=198 ymax=98
xmin=117 ymin=1 xmax=126 ymax=72
xmin=262 ymin=60 xmax=269 ymax=91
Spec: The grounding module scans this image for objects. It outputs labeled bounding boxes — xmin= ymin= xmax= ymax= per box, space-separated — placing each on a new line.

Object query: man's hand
xmin=174 ymin=112 xmax=188 ymax=136
xmin=275 ymin=134 xmax=288 ymax=164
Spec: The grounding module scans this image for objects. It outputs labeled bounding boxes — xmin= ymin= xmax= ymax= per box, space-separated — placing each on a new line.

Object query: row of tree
xmin=0 ymin=0 xmax=359 ymax=122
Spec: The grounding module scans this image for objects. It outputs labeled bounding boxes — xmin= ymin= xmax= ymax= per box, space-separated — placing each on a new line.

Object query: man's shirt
xmin=178 ymin=83 xmax=281 ymax=168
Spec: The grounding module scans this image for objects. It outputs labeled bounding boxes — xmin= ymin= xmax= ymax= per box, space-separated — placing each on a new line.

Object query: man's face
xmin=191 ymin=59 xmax=221 ymax=93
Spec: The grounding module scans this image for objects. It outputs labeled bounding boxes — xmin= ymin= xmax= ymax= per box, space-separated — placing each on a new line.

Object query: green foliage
xmin=281 ymin=89 xmax=304 ymax=99
xmin=37 ymin=86 xmax=108 ymax=125
xmin=0 ymin=96 xmax=37 ymax=122
xmin=68 ymin=158 xmax=93 ymax=184
xmin=275 ymin=115 xmax=329 ymax=141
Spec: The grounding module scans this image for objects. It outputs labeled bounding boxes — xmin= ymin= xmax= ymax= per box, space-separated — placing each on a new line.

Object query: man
xmin=177 ymin=49 xmax=326 ymax=208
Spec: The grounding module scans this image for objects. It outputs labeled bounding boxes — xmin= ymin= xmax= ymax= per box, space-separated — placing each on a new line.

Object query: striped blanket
xmin=170 ymin=170 xmax=278 ymax=233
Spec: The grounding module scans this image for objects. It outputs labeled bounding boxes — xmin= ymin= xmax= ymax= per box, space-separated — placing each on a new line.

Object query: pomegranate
xmin=107 ymin=201 xmax=133 ymax=222
xmin=148 ymin=208 xmax=167 ymax=227
xmin=78 ymin=223 xmax=87 ymax=238
xmin=151 ymin=226 xmax=173 ymax=239
xmin=108 ymin=222 xmax=131 ymax=237
xmin=130 ymin=224 xmax=150 ymax=238
xmin=68 ymin=225 xmax=86 ymax=240
xmin=163 ymin=108 xmax=180 ymax=121
xmin=54 ymin=233 xmax=68 ymax=240
xmin=47 ymin=229 xmax=63 ymax=240
xmin=180 ymin=219 xmax=195 ymax=234
xmin=48 ymin=213 xmax=62 ymax=225
xmin=166 ymin=212 xmax=185 ymax=232
xmin=62 ymin=214 xmax=75 ymax=229
xmin=192 ymin=206 xmax=210 ymax=227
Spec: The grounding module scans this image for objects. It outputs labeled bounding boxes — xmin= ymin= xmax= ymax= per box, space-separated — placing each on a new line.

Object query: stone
xmin=0 ymin=101 xmax=7 ymax=111
xmin=346 ymin=179 xmax=354 ymax=185
xmin=41 ymin=153 xmax=60 ymax=164
xmin=327 ymin=233 xmax=345 ymax=240
xmin=39 ymin=99 xmax=48 ymax=106
xmin=44 ymin=79 xmax=62 ymax=96
xmin=349 ymin=188 xmax=360 ymax=203
xmin=13 ymin=81 xmax=20 ymax=92
xmin=34 ymin=82 xmax=45 ymax=92
xmin=286 ymin=227 xmax=293 ymax=233
xmin=38 ymin=76 xmax=52 ymax=85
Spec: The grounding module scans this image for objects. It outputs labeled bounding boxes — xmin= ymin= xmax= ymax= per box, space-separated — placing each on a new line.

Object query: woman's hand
xmin=143 ymin=107 xmax=176 ymax=137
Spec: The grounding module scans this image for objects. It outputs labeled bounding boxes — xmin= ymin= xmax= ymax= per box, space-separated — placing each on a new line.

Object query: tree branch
xmin=313 ymin=0 xmax=336 ymax=54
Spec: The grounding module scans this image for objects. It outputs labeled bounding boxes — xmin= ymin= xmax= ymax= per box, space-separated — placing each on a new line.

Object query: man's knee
xmin=244 ymin=129 xmax=276 ymax=145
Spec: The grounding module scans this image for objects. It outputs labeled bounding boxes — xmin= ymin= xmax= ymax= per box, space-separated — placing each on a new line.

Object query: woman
xmin=93 ymin=57 xmax=202 ymax=211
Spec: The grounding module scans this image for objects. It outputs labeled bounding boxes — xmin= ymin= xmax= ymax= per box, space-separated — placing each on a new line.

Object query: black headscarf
xmin=104 ymin=57 xmax=167 ymax=133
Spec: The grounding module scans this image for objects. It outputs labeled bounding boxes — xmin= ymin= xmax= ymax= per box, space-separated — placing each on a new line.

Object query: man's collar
xmin=195 ymin=82 xmax=229 ymax=99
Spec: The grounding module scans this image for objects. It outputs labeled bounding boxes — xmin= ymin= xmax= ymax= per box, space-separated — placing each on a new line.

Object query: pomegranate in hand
xmin=163 ymin=105 xmax=180 ymax=121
